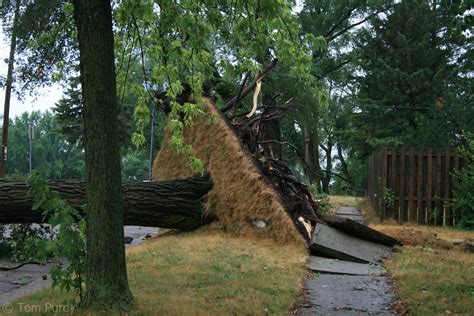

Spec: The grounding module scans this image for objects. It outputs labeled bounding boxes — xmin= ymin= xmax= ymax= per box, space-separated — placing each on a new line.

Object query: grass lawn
xmin=3 ymin=230 xmax=308 ymax=315
xmin=385 ymin=244 xmax=474 ymax=315
xmin=371 ymin=218 xmax=474 ymax=314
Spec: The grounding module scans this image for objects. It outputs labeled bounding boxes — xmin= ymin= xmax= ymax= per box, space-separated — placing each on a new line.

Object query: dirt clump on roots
xmin=153 ymin=98 xmax=304 ymax=245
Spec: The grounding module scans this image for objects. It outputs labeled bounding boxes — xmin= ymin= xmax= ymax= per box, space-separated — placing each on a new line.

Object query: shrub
xmin=452 ymin=138 xmax=474 ymax=229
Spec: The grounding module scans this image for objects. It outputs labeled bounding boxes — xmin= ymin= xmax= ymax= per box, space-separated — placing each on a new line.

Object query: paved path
xmin=335 ymin=207 xmax=366 ymax=225
xmin=0 ymin=226 xmax=159 ymax=304
xmin=301 ymin=207 xmax=397 ymax=315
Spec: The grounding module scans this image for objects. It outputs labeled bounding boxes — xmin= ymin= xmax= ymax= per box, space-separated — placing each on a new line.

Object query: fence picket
xmin=368 ymin=148 xmax=461 ymax=226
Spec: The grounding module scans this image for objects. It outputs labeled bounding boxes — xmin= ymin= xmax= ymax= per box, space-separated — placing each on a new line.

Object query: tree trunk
xmin=0 ymin=0 xmax=21 ymax=179
xmin=73 ymin=0 xmax=131 ymax=308
xmin=0 ymin=176 xmax=213 ymax=230
xmin=303 ymin=125 xmax=314 ymax=184
xmin=321 ymin=138 xmax=333 ymax=194
xmin=303 ymin=124 xmax=322 ymax=191
xmin=261 ymin=119 xmax=283 ymax=160
xmin=337 ymin=144 xmax=355 ymax=191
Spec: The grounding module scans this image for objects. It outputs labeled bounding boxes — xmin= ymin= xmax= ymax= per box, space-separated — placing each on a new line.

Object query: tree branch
xmin=221 ymin=59 xmax=278 ymax=113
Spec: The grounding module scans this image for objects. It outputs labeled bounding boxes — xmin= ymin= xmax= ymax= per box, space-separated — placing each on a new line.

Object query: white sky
xmin=0 ymin=26 xmax=63 ymax=119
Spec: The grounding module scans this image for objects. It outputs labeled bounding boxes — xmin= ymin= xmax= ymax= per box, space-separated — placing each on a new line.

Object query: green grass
xmin=373 ymin=223 xmax=474 ymax=315
xmin=2 ymin=230 xmax=308 ymax=315
xmin=327 ymin=195 xmax=360 ymax=213
xmin=386 ymin=246 xmax=474 ymax=315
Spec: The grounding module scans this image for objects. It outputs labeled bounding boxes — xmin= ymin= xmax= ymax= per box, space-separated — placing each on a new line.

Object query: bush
xmin=308 ymin=184 xmax=332 ymax=215
xmin=452 ymin=138 xmax=474 ymax=229
xmin=0 ymin=224 xmax=53 ymax=261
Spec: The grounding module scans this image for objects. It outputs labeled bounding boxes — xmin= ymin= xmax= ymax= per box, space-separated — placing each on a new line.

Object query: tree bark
xmin=303 ymin=124 xmax=322 ymax=191
xmin=0 ymin=0 xmax=21 ymax=179
xmin=321 ymin=138 xmax=333 ymax=194
xmin=0 ymin=176 xmax=213 ymax=230
xmin=260 ymin=119 xmax=283 ymax=160
xmin=337 ymin=144 xmax=355 ymax=191
xmin=73 ymin=0 xmax=131 ymax=308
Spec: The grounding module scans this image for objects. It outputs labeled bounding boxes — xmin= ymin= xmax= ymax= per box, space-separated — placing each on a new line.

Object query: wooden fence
xmin=367 ymin=148 xmax=463 ymax=226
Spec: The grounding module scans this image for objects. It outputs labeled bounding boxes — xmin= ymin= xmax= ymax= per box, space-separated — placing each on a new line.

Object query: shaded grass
xmin=3 ymin=230 xmax=307 ymax=315
xmin=386 ymin=246 xmax=474 ymax=315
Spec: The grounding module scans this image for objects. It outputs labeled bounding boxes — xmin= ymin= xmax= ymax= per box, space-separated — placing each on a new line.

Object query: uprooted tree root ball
xmin=153 ymin=98 xmax=318 ymax=244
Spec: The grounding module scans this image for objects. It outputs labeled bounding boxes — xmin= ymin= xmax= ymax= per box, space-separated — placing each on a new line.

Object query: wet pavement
xmin=302 ymin=207 xmax=397 ymax=315
xmin=0 ymin=225 xmax=159 ymax=304
xmin=307 ymin=256 xmax=386 ymax=276
xmin=302 ymin=274 xmax=396 ymax=315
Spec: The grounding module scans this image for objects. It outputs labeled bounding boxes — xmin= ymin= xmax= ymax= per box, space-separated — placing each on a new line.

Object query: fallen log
xmin=0 ymin=175 xmax=213 ymax=231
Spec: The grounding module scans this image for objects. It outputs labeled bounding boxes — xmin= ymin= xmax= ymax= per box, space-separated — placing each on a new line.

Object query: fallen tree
xmin=0 ymin=175 xmax=213 ymax=230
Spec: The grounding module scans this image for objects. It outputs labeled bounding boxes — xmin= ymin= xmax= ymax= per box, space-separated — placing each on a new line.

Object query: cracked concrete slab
xmin=308 ymin=256 xmax=386 ymax=276
xmin=321 ymin=214 xmax=400 ymax=247
xmin=302 ymin=207 xmax=397 ymax=315
xmin=310 ymin=223 xmax=392 ymax=263
xmin=333 ymin=214 xmax=366 ymax=224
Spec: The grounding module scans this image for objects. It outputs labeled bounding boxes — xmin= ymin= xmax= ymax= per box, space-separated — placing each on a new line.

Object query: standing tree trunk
xmin=321 ymin=137 xmax=333 ymax=194
xmin=337 ymin=144 xmax=355 ymax=191
xmin=303 ymin=124 xmax=322 ymax=191
xmin=0 ymin=0 xmax=21 ymax=179
xmin=72 ymin=0 xmax=132 ymax=308
xmin=303 ymin=125 xmax=314 ymax=184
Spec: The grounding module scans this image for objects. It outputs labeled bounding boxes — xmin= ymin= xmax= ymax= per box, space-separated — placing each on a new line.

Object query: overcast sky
xmin=0 ymin=26 xmax=63 ymax=119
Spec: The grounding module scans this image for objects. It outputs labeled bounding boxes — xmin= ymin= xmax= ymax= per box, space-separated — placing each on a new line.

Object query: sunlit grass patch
xmin=4 ymin=230 xmax=307 ymax=315
xmin=328 ymin=195 xmax=360 ymax=213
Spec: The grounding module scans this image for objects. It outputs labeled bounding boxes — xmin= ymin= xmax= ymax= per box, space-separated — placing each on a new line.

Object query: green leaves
xmin=26 ymin=171 xmax=86 ymax=302
xmin=452 ymin=136 xmax=474 ymax=229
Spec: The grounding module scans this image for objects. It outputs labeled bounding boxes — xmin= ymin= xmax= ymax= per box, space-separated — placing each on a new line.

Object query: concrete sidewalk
xmin=301 ymin=207 xmax=398 ymax=315
xmin=0 ymin=225 xmax=159 ymax=305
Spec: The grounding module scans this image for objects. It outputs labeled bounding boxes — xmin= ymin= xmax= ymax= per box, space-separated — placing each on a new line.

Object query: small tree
xmin=453 ymin=138 xmax=474 ymax=229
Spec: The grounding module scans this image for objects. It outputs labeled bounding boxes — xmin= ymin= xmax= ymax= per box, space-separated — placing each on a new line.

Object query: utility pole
xmin=28 ymin=124 xmax=34 ymax=174
xmin=0 ymin=0 xmax=21 ymax=179
xmin=148 ymin=104 xmax=156 ymax=180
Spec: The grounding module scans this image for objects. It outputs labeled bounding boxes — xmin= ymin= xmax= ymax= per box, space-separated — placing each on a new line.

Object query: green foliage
xmin=354 ymin=0 xmax=472 ymax=155
xmin=6 ymin=0 xmax=78 ymax=94
xmin=113 ymin=0 xmax=315 ymax=173
xmin=308 ymin=184 xmax=331 ymax=215
xmin=25 ymin=171 xmax=86 ymax=302
xmin=6 ymin=109 xmax=160 ymax=182
xmin=453 ymin=137 xmax=474 ymax=229
xmin=53 ymin=76 xmax=136 ymax=148
xmin=0 ymin=224 xmax=53 ymax=261
xmin=384 ymin=187 xmax=395 ymax=210
xmin=122 ymin=150 xmax=149 ymax=181
xmin=6 ymin=111 xmax=85 ymax=180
